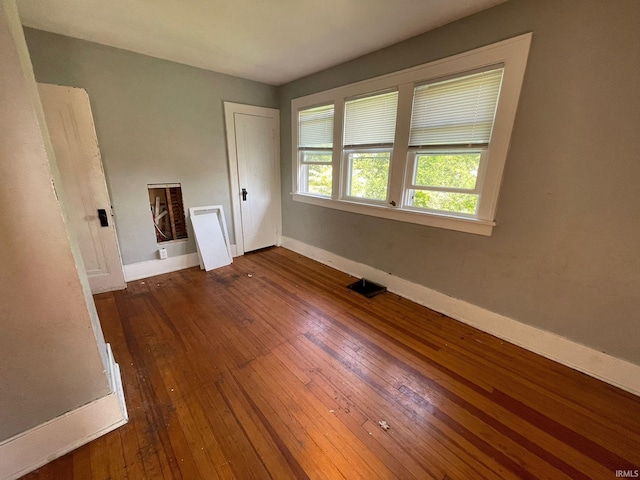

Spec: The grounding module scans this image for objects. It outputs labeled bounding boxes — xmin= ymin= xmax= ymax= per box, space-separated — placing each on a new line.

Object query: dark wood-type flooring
xmin=22 ymin=247 xmax=640 ymax=479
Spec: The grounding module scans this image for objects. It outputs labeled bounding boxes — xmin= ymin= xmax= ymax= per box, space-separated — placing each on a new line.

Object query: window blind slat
xmin=344 ymin=91 xmax=398 ymax=147
xmin=299 ymin=104 xmax=334 ymax=148
xmin=409 ymin=68 xmax=503 ymax=146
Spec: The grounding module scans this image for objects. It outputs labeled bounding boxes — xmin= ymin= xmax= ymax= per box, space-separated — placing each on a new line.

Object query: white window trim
xmin=291 ymin=33 xmax=532 ymax=236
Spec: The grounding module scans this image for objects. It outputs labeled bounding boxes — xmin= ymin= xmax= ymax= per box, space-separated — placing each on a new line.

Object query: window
xmin=148 ymin=184 xmax=188 ymax=243
xmin=343 ymin=90 xmax=398 ymax=202
xmin=291 ymin=34 xmax=532 ymax=235
xmin=405 ymin=151 xmax=483 ymax=214
xmin=405 ymin=67 xmax=503 ymax=215
xmin=298 ymin=104 xmax=334 ymax=197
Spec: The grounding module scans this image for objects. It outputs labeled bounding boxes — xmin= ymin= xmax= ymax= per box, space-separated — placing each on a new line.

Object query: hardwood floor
xmin=21 ymin=247 xmax=640 ymax=479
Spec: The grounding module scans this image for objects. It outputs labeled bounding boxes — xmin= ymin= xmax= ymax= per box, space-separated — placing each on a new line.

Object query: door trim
xmin=224 ymin=102 xmax=281 ymax=256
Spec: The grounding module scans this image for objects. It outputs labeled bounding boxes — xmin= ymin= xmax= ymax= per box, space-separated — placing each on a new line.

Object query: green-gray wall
xmin=279 ymin=0 xmax=640 ymax=365
xmin=22 ymin=0 xmax=640 ymax=367
xmin=24 ymin=28 xmax=279 ymax=265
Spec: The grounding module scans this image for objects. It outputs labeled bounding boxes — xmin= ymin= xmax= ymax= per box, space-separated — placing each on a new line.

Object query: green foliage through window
xmin=411 ymin=190 xmax=478 ymax=214
xmin=408 ymin=152 xmax=481 ymax=214
xmin=414 ymin=153 xmax=480 ymax=189
xmin=348 ymin=152 xmax=390 ymax=201
xmin=303 ymin=164 xmax=332 ymax=196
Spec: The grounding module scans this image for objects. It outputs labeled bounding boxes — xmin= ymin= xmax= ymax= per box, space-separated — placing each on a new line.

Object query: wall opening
xmin=148 ymin=183 xmax=188 ymax=243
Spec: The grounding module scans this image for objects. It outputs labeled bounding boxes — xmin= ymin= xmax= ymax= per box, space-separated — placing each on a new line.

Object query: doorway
xmin=224 ymin=103 xmax=281 ymax=255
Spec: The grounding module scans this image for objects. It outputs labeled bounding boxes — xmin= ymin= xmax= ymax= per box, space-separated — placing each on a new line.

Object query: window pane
xmin=344 ymin=91 xmax=398 ymax=147
xmin=348 ymin=152 xmax=390 ymax=201
xmin=410 ymin=68 xmax=503 ymax=146
xmin=301 ymin=164 xmax=332 ymax=197
xmin=414 ymin=153 xmax=480 ymax=190
xmin=299 ymin=104 xmax=334 ymax=148
xmin=409 ymin=190 xmax=478 ymax=215
xmin=303 ymin=152 xmax=332 ymax=163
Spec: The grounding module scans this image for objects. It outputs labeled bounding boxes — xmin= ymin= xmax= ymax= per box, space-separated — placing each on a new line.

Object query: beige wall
xmin=279 ymin=0 xmax=640 ymax=364
xmin=0 ymin=0 xmax=111 ymax=441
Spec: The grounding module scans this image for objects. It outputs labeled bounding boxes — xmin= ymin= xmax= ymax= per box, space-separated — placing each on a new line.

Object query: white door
xmin=38 ymin=83 xmax=126 ymax=294
xmin=225 ymin=103 xmax=281 ymax=254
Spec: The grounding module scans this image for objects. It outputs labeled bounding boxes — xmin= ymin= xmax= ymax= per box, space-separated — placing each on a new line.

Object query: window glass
xmin=408 ymin=190 xmax=478 ymax=215
xmin=301 ymin=163 xmax=332 ymax=197
xmin=414 ymin=152 xmax=481 ymax=190
xmin=298 ymin=104 xmax=334 ymax=197
xmin=343 ymin=91 xmax=397 ymax=202
xmin=347 ymin=152 xmax=391 ymax=201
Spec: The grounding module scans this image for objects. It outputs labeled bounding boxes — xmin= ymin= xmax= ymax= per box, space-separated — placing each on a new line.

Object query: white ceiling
xmin=18 ymin=0 xmax=506 ymax=86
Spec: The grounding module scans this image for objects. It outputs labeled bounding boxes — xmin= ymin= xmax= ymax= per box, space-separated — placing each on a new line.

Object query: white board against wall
xmin=189 ymin=205 xmax=232 ymax=271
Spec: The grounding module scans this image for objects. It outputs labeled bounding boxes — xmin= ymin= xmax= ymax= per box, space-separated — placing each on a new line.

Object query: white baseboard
xmin=124 ymin=252 xmax=200 ymax=281
xmin=281 ymin=236 xmax=640 ymax=397
xmin=124 ymin=246 xmax=238 ymax=282
xmin=0 ymin=343 xmax=128 ymax=480
xmin=105 ymin=343 xmax=128 ymax=423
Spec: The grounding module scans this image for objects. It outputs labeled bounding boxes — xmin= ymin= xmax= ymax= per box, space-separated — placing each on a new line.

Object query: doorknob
xmin=98 ymin=208 xmax=109 ymax=227
xmin=241 ymin=188 xmax=248 ymax=201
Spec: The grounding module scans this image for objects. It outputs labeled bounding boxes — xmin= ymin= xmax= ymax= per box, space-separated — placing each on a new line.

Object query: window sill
xmin=291 ymin=193 xmax=495 ymax=236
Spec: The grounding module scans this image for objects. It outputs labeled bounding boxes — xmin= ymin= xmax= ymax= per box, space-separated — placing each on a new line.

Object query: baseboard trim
xmin=0 ymin=343 xmax=128 ymax=480
xmin=105 ymin=343 xmax=128 ymax=424
xmin=281 ymin=236 xmax=640 ymax=397
xmin=123 ymin=252 xmax=200 ymax=281
xmin=124 ymin=246 xmax=239 ymax=282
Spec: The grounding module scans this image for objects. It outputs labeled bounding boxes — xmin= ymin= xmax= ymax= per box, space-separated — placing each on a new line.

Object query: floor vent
xmin=347 ymin=278 xmax=387 ymax=298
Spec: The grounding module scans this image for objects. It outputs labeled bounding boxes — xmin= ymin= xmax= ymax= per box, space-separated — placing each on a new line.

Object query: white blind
xmin=299 ymin=104 xmax=334 ymax=149
xmin=344 ymin=90 xmax=398 ymax=148
xmin=409 ymin=68 xmax=503 ymax=147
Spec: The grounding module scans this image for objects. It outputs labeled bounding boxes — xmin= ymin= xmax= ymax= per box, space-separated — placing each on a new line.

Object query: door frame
xmin=224 ymin=102 xmax=281 ymax=256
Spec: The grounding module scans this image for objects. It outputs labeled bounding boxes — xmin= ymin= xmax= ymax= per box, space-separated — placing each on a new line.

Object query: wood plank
xmin=18 ymin=247 xmax=640 ymax=480
xmin=292 ymin=332 xmax=510 ymax=479
xmin=214 ymin=373 xmax=301 ymax=479
xmin=311 ymin=311 xmax=607 ymax=477
xmin=235 ymin=360 xmax=349 ymax=479
xmin=165 ymin=187 xmax=177 ymax=241
xmin=249 ymin=350 xmax=398 ymax=479
xmin=72 ymin=445 xmax=93 ymax=480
